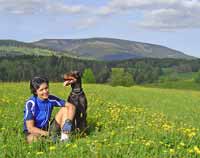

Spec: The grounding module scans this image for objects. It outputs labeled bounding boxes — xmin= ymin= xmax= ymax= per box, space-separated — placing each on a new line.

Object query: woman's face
xmin=36 ymin=82 xmax=49 ymax=100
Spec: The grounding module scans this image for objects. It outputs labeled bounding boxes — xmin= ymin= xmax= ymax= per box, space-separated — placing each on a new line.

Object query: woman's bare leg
xmin=55 ymin=103 xmax=76 ymax=130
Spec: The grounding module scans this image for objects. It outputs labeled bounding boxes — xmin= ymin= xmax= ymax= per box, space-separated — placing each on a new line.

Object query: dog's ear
xmin=73 ymin=70 xmax=82 ymax=78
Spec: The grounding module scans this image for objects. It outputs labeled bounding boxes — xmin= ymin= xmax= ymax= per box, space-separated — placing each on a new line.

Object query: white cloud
xmin=138 ymin=9 xmax=200 ymax=30
xmin=0 ymin=0 xmax=88 ymax=15
xmin=97 ymin=0 xmax=200 ymax=30
xmin=1 ymin=0 xmax=200 ymax=30
xmin=97 ymin=0 xmax=179 ymax=15
xmin=0 ymin=0 xmax=46 ymax=14
xmin=46 ymin=3 xmax=88 ymax=15
xmin=138 ymin=1 xmax=200 ymax=30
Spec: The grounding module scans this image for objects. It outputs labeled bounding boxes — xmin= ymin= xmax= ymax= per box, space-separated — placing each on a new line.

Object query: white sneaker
xmin=60 ymin=132 xmax=69 ymax=142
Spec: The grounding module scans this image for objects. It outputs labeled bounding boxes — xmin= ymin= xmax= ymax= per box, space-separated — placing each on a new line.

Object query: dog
xmin=63 ymin=71 xmax=87 ymax=132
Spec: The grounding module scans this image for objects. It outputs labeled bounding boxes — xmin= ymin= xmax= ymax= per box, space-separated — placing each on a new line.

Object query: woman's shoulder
xmin=25 ymin=96 xmax=37 ymax=105
xmin=48 ymin=94 xmax=61 ymax=100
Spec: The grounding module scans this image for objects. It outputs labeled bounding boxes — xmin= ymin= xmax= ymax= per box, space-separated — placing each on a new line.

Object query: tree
xmin=134 ymin=61 xmax=160 ymax=84
xmin=82 ymin=68 xmax=96 ymax=83
xmin=110 ymin=68 xmax=134 ymax=86
xmin=194 ymin=70 xmax=200 ymax=83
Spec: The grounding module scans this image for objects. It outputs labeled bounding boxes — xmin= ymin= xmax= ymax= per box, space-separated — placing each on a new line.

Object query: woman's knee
xmin=55 ymin=107 xmax=67 ymax=123
xmin=67 ymin=103 xmax=76 ymax=112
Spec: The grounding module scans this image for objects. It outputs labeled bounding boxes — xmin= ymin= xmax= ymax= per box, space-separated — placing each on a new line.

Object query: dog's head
xmin=63 ymin=71 xmax=81 ymax=86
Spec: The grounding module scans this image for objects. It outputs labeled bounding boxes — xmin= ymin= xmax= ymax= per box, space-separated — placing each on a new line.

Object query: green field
xmin=145 ymin=80 xmax=200 ymax=91
xmin=1 ymin=82 xmax=200 ymax=157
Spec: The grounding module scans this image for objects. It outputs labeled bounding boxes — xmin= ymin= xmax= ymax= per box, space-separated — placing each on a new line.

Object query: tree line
xmin=0 ymin=55 xmax=200 ymax=85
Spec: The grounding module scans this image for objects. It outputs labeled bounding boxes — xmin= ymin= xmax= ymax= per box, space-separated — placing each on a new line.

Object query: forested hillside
xmin=1 ymin=55 xmax=200 ymax=84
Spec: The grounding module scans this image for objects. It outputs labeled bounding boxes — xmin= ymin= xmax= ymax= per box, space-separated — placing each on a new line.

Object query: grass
xmin=145 ymin=80 xmax=200 ymax=91
xmin=1 ymin=82 xmax=200 ymax=157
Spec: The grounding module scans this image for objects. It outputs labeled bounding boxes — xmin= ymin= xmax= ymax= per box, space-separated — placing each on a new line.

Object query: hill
xmin=0 ymin=40 xmax=85 ymax=59
xmin=32 ymin=38 xmax=195 ymax=61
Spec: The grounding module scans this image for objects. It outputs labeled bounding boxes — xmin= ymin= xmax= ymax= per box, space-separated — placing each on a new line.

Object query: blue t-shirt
xmin=23 ymin=95 xmax=66 ymax=132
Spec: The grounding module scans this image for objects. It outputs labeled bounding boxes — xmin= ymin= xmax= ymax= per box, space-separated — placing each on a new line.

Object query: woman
xmin=23 ymin=76 xmax=76 ymax=143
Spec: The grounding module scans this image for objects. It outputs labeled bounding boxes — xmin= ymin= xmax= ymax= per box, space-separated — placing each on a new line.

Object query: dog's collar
xmin=71 ymin=88 xmax=83 ymax=94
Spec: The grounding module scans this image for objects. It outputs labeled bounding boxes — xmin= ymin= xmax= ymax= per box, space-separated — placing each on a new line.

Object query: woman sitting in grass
xmin=23 ymin=76 xmax=76 ymax=143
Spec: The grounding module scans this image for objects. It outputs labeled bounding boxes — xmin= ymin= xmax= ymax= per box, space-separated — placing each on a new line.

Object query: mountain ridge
xmin=32 ymin=37 xmax=195 ymax=61
xmin=0 ymin=38 xmax=195 ymax=61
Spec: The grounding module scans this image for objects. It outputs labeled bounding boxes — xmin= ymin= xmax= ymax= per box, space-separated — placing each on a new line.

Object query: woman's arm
xmin=26 ymin=120 xmax=48 ymax=136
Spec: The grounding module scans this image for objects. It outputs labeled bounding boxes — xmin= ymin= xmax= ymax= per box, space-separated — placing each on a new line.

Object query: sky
xmin=0 ymin=0 xmax=200 ymax=58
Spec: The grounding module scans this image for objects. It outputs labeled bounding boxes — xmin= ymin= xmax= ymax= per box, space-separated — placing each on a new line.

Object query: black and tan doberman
xmin=63 ymin=71 xmax=87 ymax=132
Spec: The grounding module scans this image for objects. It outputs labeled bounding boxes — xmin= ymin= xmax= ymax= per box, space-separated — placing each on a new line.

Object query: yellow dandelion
xmin=163 ymin=150 xmax=167 ymax=153
xmin=145 ymin=142 xmax=151 ymax=146
xmin=111 ymin=131 xmax=115 ymax=136
xmin=115 ymin=142 xmax=120 ymax=146
xmin=194 ymin=146 xmax=200 ymax=154
xmin=187 ymin=148 xmax=194 ymax=153
xmin=169 ymin=149 xmax=175 ymax=154
xmin=180 ymin=142 xmax=185 ymax=147
xmin=72 ymin=144 xmax=78 ymax=148
xmin=36 ymin=151 xmax=44 ymax=155
xmin=66 ymin=144 xmax=71 ymax=148
xmin=188 ymin=132 xmax=196 ymax=138
xmin=49 ymin=146 xmax=56 ymax=151
xmin=162 ymin=124 xmax=172 ymax=131
xmin=1 ymin=127 xmax=6 ymax=131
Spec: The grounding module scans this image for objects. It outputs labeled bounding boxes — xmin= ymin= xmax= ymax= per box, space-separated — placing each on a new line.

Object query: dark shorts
xmin=24 ymin=118 xmax=60 ymax=137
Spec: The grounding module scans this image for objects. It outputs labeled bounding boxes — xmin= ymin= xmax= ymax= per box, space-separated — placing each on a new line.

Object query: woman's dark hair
xmin=30 ymin=77 xmax=49 ymax=95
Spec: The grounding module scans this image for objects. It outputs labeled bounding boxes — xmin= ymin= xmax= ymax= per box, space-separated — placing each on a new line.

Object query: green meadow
xmin=1 ymin=82 xmax=200 ymax=158
xmin=145 ymin=80 xmax=200 ymax=91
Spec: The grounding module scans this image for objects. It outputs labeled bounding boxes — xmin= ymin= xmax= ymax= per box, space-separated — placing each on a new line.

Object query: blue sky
xmin=0 ymin=0 xmax=200 ymax=58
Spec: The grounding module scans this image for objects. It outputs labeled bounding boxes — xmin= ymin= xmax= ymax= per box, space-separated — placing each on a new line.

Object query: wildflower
xmin=169 ymin=149 xmax=175 ymax=154
xmin=49 ymin=146 xmax=56 ymax=151
xmin=187 ymin=148 xmax=194 ymax=153
xmin=162 ymin=124 xmax=172 ymax=131
xmin=126 ymin=126 xmax=134 ymax=130
xmin=103 ymin=139 xmax=107 ymax=142
xmin=1 ymin=127 xmax=6 ymax=131
xmin=115 ymin=142 xmax=120 ymax=146
xmin=188 ymin=132 xmax=196 ymax=138
xmin=36 ymin=151 xmax=44 ymax=155
xmin=28 ymin=145 xmax=32 ymax=149
xmin=180 ymin=142 xmax=185 ymax=147
xmin=163 ymin=150 xmax=167 ymax=153
xmin=194 ymin=146 xmax=200 ymax=154
xmin=66 ymin=144 xmax=71 ymax=148
xmin=145 ymin=142 xmax=151 ymax=146
xmin=111 ymin=131 xmax=115 ymax=136
xmin=72 ymin=144 xmax=78 ymax=148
